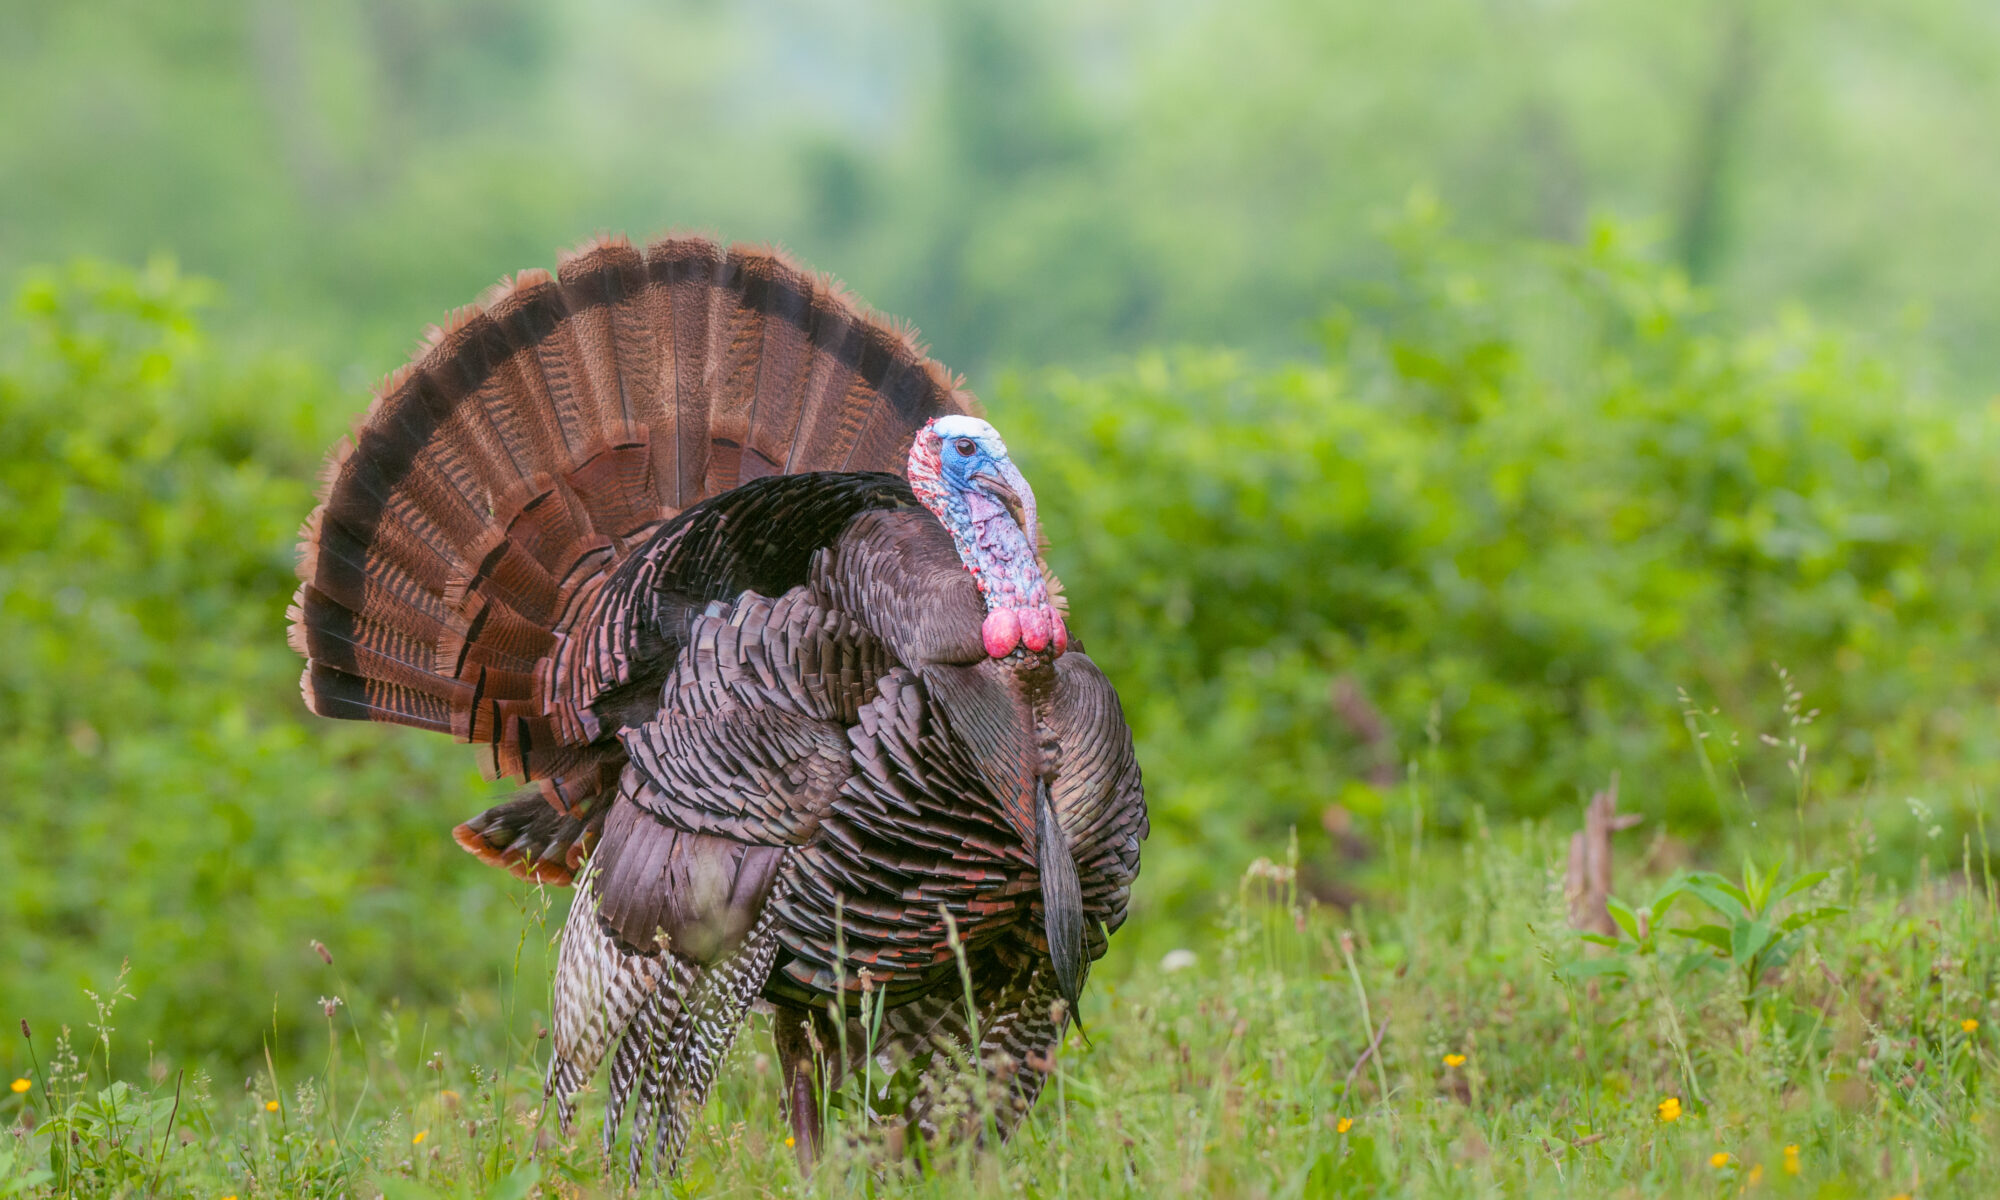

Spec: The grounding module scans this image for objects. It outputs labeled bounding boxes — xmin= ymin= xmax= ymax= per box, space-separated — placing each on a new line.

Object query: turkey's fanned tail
xmin=287 ymin=235 xmax=976 ymax=883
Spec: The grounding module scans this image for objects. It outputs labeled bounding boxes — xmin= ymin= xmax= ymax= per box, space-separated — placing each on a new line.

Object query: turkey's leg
xmin=976 ymin=981 xmax=1067 ymax=1142
xmin=905 ymin=966 xmax=1066 ymax=1145
xmin=773 ymin=1004 xmax=829 ymax=1170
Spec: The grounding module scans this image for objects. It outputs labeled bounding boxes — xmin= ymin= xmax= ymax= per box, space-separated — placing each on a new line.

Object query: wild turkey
xmin=286 ymin=234 xmax=1146 ymax=1174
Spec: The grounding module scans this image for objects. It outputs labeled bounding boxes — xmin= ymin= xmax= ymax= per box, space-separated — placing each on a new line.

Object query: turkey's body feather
xmin=289 ymin=233 xmax=1145 ymax=1176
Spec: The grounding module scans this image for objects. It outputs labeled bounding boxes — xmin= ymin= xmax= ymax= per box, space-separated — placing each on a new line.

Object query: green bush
xmin=0 ymin=260 xmax=538 ymax=1078
xmin=8 ymin=208 xmax=2000 ymax=1073
xmin=1008 ymin=200 xmax=2000 ymax=916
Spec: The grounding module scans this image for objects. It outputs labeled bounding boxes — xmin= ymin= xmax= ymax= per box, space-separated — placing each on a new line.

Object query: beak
xmin=970 ymin=460 xmax=1039 ymax=549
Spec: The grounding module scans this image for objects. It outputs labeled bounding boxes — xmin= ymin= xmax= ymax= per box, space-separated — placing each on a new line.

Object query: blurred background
xmin=6 ymin=0 xmax=2000 ymax=1076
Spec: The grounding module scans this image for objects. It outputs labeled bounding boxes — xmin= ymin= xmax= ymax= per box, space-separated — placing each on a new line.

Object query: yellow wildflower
xmin=1746 ymin=1163 xmax=1763 ymax=1185
xmin=1963 ymin=1018 xmax=1980 ymax=1033
xmin=1887 ymin=1194 xmax=1911 ymax=1200
xmin=264 ymin=1100 xmax=278 ymax=1113
xmin=412 ymin=1130 xmax=428 ymax=1145
xmin=1782 ymin=1144 xmax=1801 ymax=1175
xmin=1710 ymin=1151 xmax=1732 ymax=1168
xmin=1442 ymin=1053 xmax=1467 ymax=1068
xmin=1337 ymin=1116 xmax=1355 ymax=1133
xmin=785 ymin=1136 xmax=795 ymax=1148
xmin=8 ymin=1079 xmax=28 ymax=1094
xmin=1656 ymin=1096 xmax=1682 ymax=1122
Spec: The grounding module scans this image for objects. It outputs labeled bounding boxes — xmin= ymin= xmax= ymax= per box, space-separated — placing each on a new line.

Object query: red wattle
xmin=982 ymin=608 xmax=1022 ymax=658
xmin=1052 ymin=613 xmax=1069 ymax=656
xmin=1019 ymin=606 xmax=1050 ymax=653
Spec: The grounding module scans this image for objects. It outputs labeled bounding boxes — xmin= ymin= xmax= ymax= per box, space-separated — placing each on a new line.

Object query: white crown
xmin=933 ymin=414 xmax=1004 ymax=449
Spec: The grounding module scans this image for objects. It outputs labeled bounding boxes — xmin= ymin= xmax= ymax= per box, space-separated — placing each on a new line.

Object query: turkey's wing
xmin=808 ymin=507 xmax=988 ymax=668
xmin=619 ymin=588 xmax=892 ymax=844
xmin=588 ymin=585 xmax=899 ymax=962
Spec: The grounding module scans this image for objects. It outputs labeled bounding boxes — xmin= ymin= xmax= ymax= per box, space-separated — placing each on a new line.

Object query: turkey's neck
xmin=931 ymin=489 xmax=1066 ymax=659
xmin=950 ymin=489 xmax=1047 ymax=610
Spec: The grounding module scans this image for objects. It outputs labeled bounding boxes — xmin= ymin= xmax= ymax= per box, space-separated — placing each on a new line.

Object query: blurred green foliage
xmin=1014 ymin=199 xmax=2000 ymax=912
xmin=8 ymin=1 xmax=2000 ymax=384
xmin=9 ymin=206 xmax=2000 ymax=1072
xmin=0 ymin=261 xmax=542 ymax=1071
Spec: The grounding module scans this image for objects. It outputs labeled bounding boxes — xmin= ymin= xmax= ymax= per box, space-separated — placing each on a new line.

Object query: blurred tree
xmin=1672 ymin=0 xmax=1762 ymax=283
xmin=7 ymin=1 xmax=2000 ymax=386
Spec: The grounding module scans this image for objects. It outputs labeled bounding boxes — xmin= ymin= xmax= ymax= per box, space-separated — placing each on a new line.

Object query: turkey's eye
xmin=954 ymin=438 xmax=977 ymax=457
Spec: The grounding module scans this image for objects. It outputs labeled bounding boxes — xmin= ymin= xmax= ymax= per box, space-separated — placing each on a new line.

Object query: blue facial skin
xmin=941 ymin=432 xmax=1005 ymax=492
xmin=941 ymin=430 xmax=1033 ymax=528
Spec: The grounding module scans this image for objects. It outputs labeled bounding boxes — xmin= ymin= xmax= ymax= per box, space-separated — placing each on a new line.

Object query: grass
xmin=6 ymin=803 xmax=2000 ymax=1200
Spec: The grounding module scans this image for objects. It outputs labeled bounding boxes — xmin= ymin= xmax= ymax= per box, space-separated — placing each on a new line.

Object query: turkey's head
xmin=908 ymin=415 xmax=1068 ymax=660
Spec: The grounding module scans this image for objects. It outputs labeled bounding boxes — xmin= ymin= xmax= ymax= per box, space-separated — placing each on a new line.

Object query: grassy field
xmin=7 ymin=799 xmax=1997 ymax=1199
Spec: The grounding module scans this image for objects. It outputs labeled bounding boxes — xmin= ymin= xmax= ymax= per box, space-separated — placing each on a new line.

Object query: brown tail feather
xmin=453 ymin=768 xmax=617 ymax=885
xmin=292 ymin=232 xmax=975 ymax=865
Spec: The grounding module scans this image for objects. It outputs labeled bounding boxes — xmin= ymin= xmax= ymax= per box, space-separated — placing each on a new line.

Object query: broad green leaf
xmin=1779 ymin=871 xmax=1831 ymax=903
xmin=1604 ymin=896 xmax=1641 ymax=942
xmin=1731 ymin=918 xmax=1774 ymax=968
xmin=1682 ymin=878 xmax=1747 ymax=920
xmin=1670 ymin=925 xmax=1733 ymax=953
xmin=1718 ymin=877 xmax=1755 ymax=913
xmin=1647 ymin=881 xmax=1687 ymax=922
